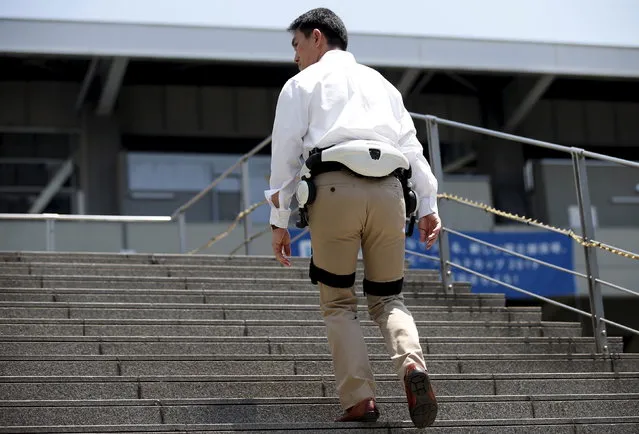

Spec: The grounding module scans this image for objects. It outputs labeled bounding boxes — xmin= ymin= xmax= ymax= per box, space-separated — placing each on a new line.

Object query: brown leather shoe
xmin=335 ymin=397 xmax=380 ymax=422
xmin=404 ymin=363 xmax=438 ymax=428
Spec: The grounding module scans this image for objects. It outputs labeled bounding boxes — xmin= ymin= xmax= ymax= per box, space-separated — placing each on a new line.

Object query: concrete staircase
xmin=0 ymin=251 xmax=638 ymax=433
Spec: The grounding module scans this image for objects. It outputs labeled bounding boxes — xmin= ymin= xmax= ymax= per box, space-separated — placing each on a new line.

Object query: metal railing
xmin=0 ymin=136 xmax=275 ymax=255
xmin=0 ymin=213 xmax=172 ymax=252
xmin=1 ymin=111 xmax=638 ymax=356
xmin=407 ymin=113 xmax=639 ymax=354
xmin=169 ymin=112 xmax=639 ymax=357
xmin=170 ymin=135 xmax=273 ymax=255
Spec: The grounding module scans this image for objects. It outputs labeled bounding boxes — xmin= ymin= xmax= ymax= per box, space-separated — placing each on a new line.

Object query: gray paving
xmin=0 ymin=251 xmax=637 ymax=432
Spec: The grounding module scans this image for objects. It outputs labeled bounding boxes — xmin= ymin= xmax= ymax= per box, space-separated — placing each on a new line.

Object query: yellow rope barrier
xmin=189 ymin=191 xmax=638 ymax=262
xmin=438 ymin=193 xmax=639 ymax=261
xmin=228 ymin=227 xmax=271 ymax=256
xmin=189 ymin=199 xmax=268 ymax=254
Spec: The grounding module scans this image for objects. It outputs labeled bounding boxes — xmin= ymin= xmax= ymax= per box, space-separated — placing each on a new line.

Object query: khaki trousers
xmin=307 ymin=170 xmax=427 ymax=410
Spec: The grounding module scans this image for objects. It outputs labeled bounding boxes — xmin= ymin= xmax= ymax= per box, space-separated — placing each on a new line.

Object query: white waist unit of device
xmin=320 ymin=141 xmax=409 ymax=177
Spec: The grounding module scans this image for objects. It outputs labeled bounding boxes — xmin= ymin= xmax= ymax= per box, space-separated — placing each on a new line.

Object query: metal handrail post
xmin=241 ymin=161 xmax=252 ymax=256
xmin=177 ymin=213 xmax=187 ymax=254
xmin=572 ymin=150 xmax=609 ymax=354
xmin=424 ymin=117 xmax=453 ymax=294
xmin=45 ymin=219 xmax=55 ymax=251
xmin=121 ymin=222 xmax=129 ymax=252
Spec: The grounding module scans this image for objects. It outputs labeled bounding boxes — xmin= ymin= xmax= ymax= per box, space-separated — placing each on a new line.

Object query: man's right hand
xmin=418 ymin=213 xmax=442 ymax=250
xmin=271 ymin=227 xmax=292 ymax=267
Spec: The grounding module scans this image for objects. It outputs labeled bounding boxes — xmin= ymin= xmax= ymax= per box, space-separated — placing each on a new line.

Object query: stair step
xmin=1 ymin=417 xmax=639 ymax=433
xmin=1 ymin=335 xmax=610 ymax=356
xmin=1 ymin=394 xmax=637 ymax=426
xmin=0 ymin=289 xmax=505 ymax=306
xmin=0 ymin=302 xmax=541 ymax=321
xmin=1 ymin=373 xmax=637 ymax=400
xmin=0 ymin=275 xmax=467 ymax=293
xmin=0 ymin=263 xmax=440 ymax=281
xmin=2 ymin=354 xmax=636 ymax=376
xmin=1 ymin=251 xmax=634 ymax=432
xmin=0 ymin=318 xmax=582 ymax=338
xmin=0 ymin=252 xmax=329 ymax=267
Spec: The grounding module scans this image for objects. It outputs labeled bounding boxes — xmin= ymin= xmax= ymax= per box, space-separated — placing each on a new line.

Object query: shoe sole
xmin=407 ymin=370 xmax=438 ymax=428
xmin=336 ymin=410 xmax=380 ymax=423
xmin=360 ymin=411 xmax=380 ymax=423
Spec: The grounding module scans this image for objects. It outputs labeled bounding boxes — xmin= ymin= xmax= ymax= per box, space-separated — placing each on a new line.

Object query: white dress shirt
xmin=265 ymin=50 xmax=439 ymax=228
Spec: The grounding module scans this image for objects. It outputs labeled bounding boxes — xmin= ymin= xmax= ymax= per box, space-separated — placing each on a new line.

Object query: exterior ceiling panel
xmin=1 ymin=18 xmax=639 ymax=78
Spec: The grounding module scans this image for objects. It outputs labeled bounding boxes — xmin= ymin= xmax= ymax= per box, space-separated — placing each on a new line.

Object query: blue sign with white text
xmin=289 ymin=228 xmax=575 ymax=299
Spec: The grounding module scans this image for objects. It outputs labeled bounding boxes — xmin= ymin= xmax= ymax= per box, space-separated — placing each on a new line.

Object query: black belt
xmin=311 ymin=161 xmax=370 ymax=178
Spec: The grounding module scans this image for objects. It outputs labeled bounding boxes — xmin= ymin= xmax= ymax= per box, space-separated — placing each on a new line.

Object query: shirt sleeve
xmin=394 ymin=96 xmax=439 ymax=217
xmin=264 ymin=79 xmax=308 ymax=228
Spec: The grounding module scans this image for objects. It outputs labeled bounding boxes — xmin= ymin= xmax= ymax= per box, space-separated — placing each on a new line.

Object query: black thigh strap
xmin=309 ymin=258 xmax=356 ymax=288
xmin=363 ymin=278 xmax=404 ymax=296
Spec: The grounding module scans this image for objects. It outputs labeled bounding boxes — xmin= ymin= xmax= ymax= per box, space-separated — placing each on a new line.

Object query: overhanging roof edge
xmin=4 ymin=16 xmax=639 ymax=50
xmin=2 ymin=18 xmax=639 ymax=78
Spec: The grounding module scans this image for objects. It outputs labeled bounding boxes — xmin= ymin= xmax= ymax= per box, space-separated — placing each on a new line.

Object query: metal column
xmin=45 ymin=219 xmax=55 ymax=252
xmin=424 ymin=117 xmax=453 ymax=294
xmin=241 ymin=161 xmax=252 ymax=256
xmin=121 ymin=222 xmax=129 ymax=253
xmin=177 ymin=213 xmax=187 ymax=254
xmin=571 ymin=150 xmax=609 ymax=354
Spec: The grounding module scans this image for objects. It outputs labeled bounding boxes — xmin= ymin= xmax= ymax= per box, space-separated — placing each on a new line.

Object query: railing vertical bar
xmin=46 ymin=219 xmax=55 ymax=252
xmin=571 ymin=150 xmax=608 ymax=354
xmin=178 ymin=213 xmax=187 ymax=254
xmin=241 ymin=161 xmax=252 ymax=256
xmin=425 ymin=118 xmax=453 ymax=294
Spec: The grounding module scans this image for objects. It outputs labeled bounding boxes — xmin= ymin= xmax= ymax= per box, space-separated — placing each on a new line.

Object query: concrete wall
xmin=528 ymin=160 xmax=639 ymax=228
xmin=4 ymin=82 xmax=638 ymax=149
xmin=519 ymin=99 xmax=639 ymax=147
xmin=0 ymin=82 xmax=81 ymax=131
xmin=120 ymin=152 xmax=272 ymax=224
xmin=438 ymin=176 xmax=494 ymax=231
xmin=0 ymin=220 xmax=274 ymax=256
xmin=117 ymin=85 xmax=486 ymax=146
xmin=572 ymin=228 xmax=639 ymax=298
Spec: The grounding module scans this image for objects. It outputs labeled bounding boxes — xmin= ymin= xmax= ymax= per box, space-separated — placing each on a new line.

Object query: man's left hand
xmin=272 ymin=227 xmax=292 ymax=267
xmin=418 ymin=213 xmax=442 ymax=250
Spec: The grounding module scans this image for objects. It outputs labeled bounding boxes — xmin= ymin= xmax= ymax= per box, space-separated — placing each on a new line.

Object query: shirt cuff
xmin=418 ymin=195 xmax=438 ymax=218
xmin=270 ymin=206 xmax=291 ymax=228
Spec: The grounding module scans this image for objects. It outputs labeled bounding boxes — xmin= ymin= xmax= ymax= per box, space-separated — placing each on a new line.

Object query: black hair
xmin=287 ymin=8 xmax=348 ymax=50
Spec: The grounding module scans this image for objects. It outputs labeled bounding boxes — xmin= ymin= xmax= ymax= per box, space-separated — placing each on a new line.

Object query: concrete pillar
xmin=80 ymin=113 xmax=121 ymax=215
xmin=477 ymin=93 xmax=528 ymax=220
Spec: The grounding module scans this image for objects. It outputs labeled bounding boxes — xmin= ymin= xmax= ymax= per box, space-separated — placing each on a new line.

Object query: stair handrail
xmin=170 ymin=135 xmax=273 ymax=255
xmin=2 ymin=108 xmax=638 ymax=356
xmin=406 ymin=113 xmax=639 ymax=355
xmin=0 ymin=213 xmax=172 ymax=252
xmin=170 ymin=135 xmax=273 ymax=219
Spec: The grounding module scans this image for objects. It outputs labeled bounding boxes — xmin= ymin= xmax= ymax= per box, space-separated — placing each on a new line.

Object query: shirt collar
xmin=320 ymin=50 xmax=356 ymax=64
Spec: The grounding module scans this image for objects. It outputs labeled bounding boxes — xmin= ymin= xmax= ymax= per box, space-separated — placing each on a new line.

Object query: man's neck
xmin=318 ymin=47 xmax=343 ymax=61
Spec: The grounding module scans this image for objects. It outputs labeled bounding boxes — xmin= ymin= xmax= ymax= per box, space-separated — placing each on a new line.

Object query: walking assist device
xmin=294 ymin=141 xmax=419 ymax=236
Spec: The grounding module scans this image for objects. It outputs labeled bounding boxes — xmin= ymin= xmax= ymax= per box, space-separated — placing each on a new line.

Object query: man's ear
xmin=312 ymin=28 xmax=322 ymax=46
